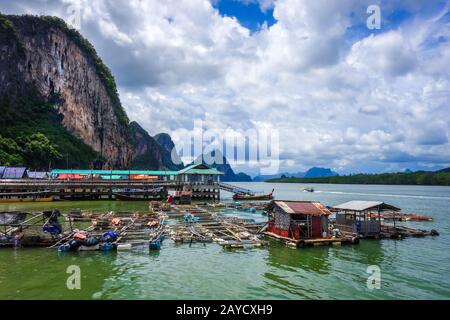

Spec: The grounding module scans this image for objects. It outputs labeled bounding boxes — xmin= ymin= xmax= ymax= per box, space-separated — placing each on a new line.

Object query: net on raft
xmin=0 ymin=212 xmax=27 ymax=225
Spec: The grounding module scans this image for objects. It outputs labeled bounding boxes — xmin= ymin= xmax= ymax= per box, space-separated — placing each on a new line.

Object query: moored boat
xmin=0 ymin=197 xmax=53 ymax=203
xmin=233 ymin=189 xmax=274 ymax=201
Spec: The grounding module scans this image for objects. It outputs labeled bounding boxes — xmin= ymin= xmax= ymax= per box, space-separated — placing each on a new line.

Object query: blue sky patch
xmin=213 ymin=0 xmax=276 ymax=32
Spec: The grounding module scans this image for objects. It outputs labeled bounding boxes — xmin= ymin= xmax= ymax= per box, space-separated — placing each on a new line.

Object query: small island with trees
xmin=267 ymin=168 xmax=450 ymax=186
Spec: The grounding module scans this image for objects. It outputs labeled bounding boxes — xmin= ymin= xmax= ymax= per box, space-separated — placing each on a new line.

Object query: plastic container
xmin=117 ymin=243 xmax=132 ymax=251
xmin=99 ymin=242 xmax=114 ymax=251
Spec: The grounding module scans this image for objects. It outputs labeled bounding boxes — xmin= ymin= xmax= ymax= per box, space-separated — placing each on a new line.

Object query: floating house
xmin=0 ymin=163 xmax=223 ymax=182
xmin=266 ymin=200 xmax=332 ymax=240
xmin=50 ymin=164 xmax=223 ymax=183
xmin=333 ymin=200 xmax=401 ymax=237
xmin=175 ymin=163 xmax=223 ymax=183
xmin=0 ymin=164 xmax=224 ymax=201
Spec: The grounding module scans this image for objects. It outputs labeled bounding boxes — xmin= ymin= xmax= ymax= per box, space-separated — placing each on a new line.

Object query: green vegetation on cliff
xmin=0 ymin=14 xmax=119 ymax=169
xmin=0 ymin=15 xmax=22 ymax=51
xmin=0 ymin=96 xmax=100 ymax=169
xmin=267 ymin=170 xmax=450 ymax=186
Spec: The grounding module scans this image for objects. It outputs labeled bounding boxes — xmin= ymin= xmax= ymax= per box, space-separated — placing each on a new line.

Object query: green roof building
xmin=175 ymin=163 xmax=223 ymax=183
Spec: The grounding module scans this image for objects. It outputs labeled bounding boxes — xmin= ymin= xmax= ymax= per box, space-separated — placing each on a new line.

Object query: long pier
xmin=0 ymin=179 xmax=224 ymax=201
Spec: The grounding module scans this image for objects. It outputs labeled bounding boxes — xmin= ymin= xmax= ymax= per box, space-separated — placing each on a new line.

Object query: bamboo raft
xmin=0 ymin=201 xmax=441 ymax=252
xmin=154 ymin=204 xmax=269 ymax=248
xmin=381 ymin=213 xmax=433 ymax=222
xmin=380 ymin=225 xmax=439 ymax=238
xmin=53 ymin=210 xmax=165 ymax=252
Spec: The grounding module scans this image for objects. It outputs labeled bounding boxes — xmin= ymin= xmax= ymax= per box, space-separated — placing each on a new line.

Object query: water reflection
xmin=265 ymin=241 xmax=331 ymax=274
xmin=331 ymin=240 xmax=385 ymax=267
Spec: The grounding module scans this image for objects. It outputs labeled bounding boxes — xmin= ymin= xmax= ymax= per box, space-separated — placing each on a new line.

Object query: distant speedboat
xmin=303 ymin=187 xmax=314 ymax=193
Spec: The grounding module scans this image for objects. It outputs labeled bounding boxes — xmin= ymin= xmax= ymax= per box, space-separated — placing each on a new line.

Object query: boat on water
xmin=303 ymin=187 xmax=314 ymax=193
xmin=113 ymin=187 xmax=165 ymax=201
xmin=0 ymin=197 xmax=53 ymax=203
xmin=233 ymin=189 xmax=274 ymax=201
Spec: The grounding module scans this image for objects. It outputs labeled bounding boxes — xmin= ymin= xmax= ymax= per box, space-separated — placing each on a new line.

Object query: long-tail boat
xmin=233 ymin=189 xmax=274 ymax=201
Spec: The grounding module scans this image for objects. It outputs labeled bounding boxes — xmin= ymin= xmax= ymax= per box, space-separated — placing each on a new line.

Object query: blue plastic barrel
xmin=149 ymin=240 xmax=161 ymax=250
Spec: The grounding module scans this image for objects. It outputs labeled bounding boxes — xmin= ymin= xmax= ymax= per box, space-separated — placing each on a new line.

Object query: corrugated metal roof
xmin=51 ymin=169 xmax=178 ymax=175
xmin=100 ymin=175 xmax=128 ymax=180
xmin=181 ymin=168 xmax=224 ymax=175
xmin=333 ymin=200 xmax=400 ymax=212
xmin=275 ymin=201 xmax=332 ymax=216
xmin=51 ymin=165 xmax=223 ymax=176
xmin=58 ymin=174 xmax=84 ymax=179
xmin=2 ymin=167 xmax=27 ymax=179
xmin=27 ymin=171 xmax=49 ymax=179
xmin=177 ymin=163 xmax=224 ymax=175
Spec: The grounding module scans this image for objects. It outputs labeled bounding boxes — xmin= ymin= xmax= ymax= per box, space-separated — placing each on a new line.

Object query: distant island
xmin=267 ymin=168 xmax=450 ymax=186
xmin=253 ymin=167 xmax=338 ymax=181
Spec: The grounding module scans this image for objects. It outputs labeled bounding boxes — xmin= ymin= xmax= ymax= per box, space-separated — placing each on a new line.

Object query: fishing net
xmin=0 ymin=212 xmax=27 ymax=225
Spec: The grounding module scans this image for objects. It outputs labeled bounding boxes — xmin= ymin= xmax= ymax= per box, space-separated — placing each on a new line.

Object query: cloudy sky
xmin=1 ymin=0 xmax=450 ymax=175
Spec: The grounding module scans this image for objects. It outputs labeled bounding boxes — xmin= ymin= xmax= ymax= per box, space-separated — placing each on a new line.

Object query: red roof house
xmin=266 ymin=200 xmax=331 ymax=240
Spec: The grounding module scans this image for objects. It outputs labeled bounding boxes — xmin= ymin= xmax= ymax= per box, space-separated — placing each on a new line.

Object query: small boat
xmin=114 ymin=188 xmax=164 ymax=201
xmin=303 ymin=187 xmax=314 ymax=193
xmin=0 ymin=197 xmax=53 ymax=203
xmin=233 ymin=189 xmax=274 ymax=201
xmin=114 ymin=193 xmax=149 ymax=201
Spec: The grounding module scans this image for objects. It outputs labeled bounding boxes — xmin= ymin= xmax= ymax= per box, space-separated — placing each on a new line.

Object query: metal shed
xmin=333 ymin=200 xmax=401 ymax=237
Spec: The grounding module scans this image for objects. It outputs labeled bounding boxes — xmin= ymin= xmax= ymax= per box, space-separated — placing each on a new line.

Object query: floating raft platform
xmin=263 ymin=231 xmax=358 ymax=248
xmin=380 ymin=225 xmax=439 ymax=238
xmin=381 ymin=213 xmax=433 ymax=222
xmin=159 ymin=204 xmax=268 ymax=248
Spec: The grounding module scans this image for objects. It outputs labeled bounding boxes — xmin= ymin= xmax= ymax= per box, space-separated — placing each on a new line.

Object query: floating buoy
xmin=117 ymin=243 xmax=132 ymax=251
xmin=431 ymin=229 xmax=439 ymax=236
xmin=58 ymin=244 xmax=71 ymax=252
xmin=149 ymin=240 xmax=161 ymax=250
xmin=351 ymin=236 xmax=360 ymax=244
xmin=99 ymin=242 xmax=114 ymax=251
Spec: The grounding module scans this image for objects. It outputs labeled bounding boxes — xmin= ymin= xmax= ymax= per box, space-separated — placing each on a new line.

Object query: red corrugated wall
xmin=312 ymin=216 xmax=322 ymax=238
xmin=269 ymin=218 xmax=324 ymax=239
xmin=268 ymin=222 xmax=290 ymax=238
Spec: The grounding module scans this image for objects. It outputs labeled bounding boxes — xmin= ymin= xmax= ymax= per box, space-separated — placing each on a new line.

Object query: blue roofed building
xmin=2 ymin=167 xmax=27 ymax=179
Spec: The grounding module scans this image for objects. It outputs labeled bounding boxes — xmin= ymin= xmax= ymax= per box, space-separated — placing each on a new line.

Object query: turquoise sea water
xmin=0 ymin=183 xmax=449 ymax=299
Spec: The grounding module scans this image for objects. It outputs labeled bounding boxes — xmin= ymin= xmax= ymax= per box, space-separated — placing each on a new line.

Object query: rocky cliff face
xmin=129 ymin=121 xmax=165 ymax=170
xmin=154 ymin=133 xmax=184 ymax=169
xmin=154 ymin=133 xmax=175 ymax=154
xmin=193 ymin=149 xmax=252 ymax=182
xmin=0 ymin=15 xmax=131 ymax=168
xmin=129 ymin=122 xmax=183 ymax=170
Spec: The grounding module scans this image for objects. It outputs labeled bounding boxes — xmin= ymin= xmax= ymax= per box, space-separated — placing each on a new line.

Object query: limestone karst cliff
xmin=0 ymin=14 xmax=179 ymax=170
